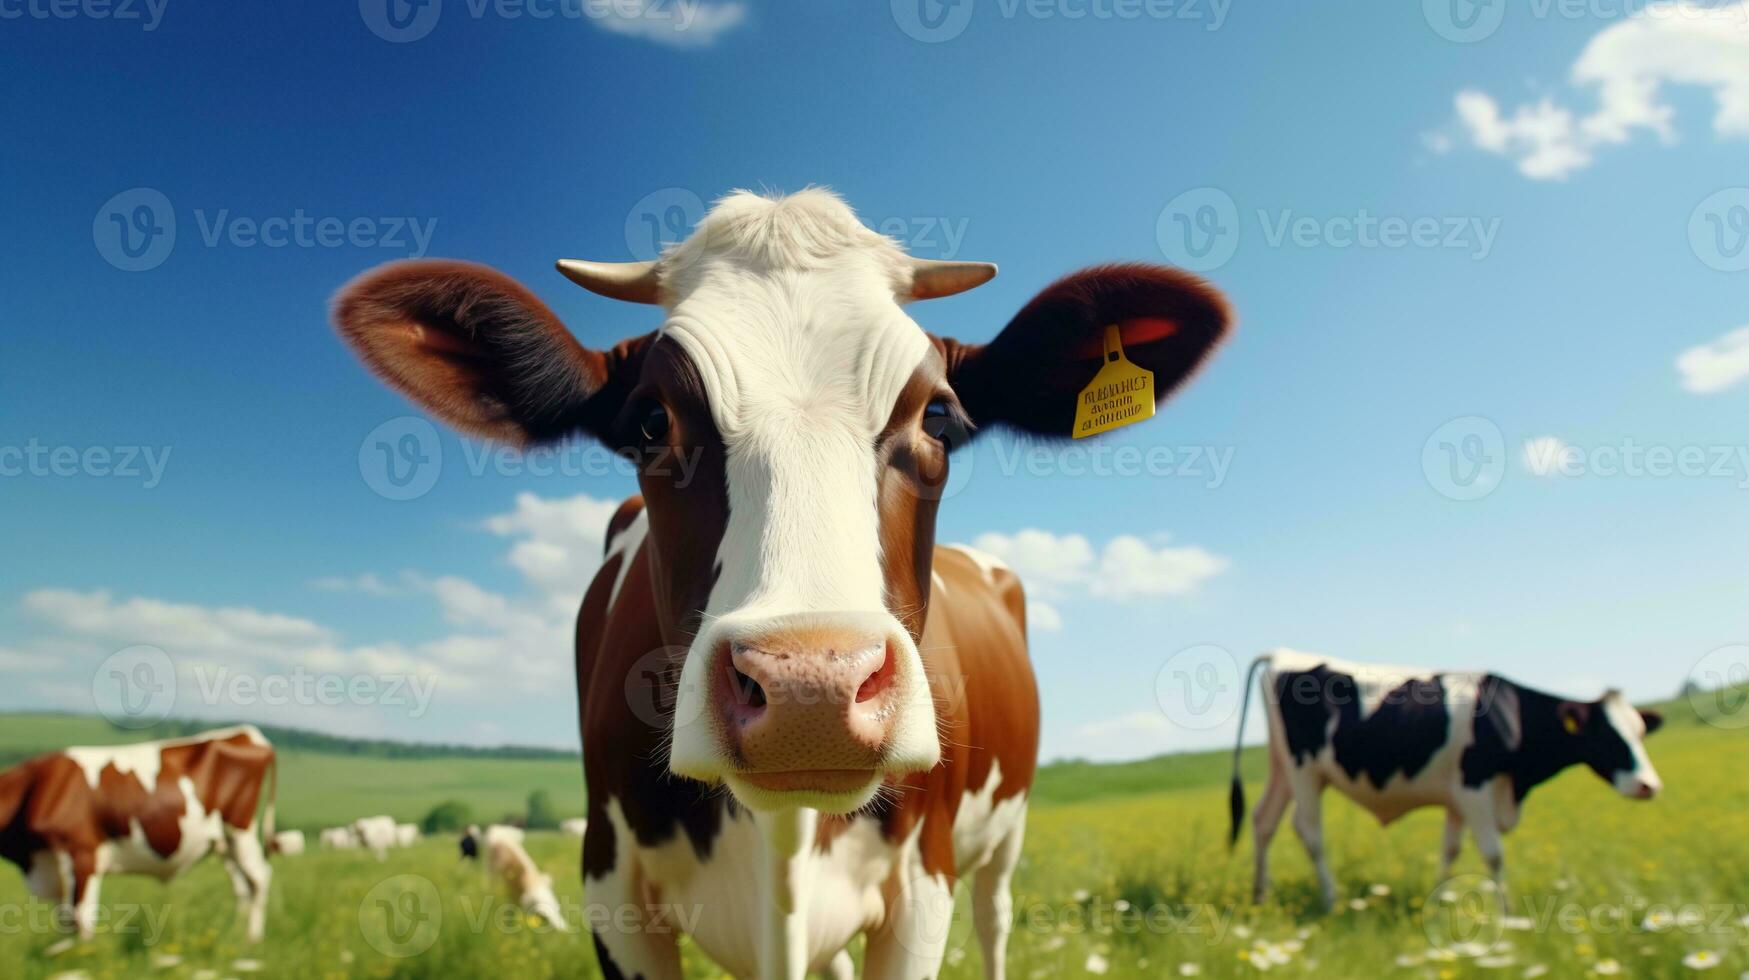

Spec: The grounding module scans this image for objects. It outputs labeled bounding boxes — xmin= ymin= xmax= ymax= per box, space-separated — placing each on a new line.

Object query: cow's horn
xmin=555 ymin=259 xmax=662 ymax=304
xmin=909 ymin=258 xmax=998 ymax=300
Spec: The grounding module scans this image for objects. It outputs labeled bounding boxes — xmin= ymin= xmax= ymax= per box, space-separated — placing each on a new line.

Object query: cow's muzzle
xmin=669 ymin=613 xmax=940 ymax=811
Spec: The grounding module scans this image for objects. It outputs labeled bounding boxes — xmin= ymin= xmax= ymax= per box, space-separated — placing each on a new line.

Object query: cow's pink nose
xmin=715 ymin=629 xmax=898 ymax=773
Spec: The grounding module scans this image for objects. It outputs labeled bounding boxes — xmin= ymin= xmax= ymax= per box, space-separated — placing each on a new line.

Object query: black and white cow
xmin=1230 ymin=649 xmax=1664 ymax=905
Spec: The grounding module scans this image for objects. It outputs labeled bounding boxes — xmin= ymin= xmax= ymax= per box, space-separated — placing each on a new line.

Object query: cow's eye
xmin=639 ymin=404 xmax=671 ymax=443
xmin=921 ymin=399 xmax=957 ymax=443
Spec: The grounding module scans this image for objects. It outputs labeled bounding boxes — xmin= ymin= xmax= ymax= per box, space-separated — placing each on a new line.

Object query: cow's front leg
xmin=63 ymin=848 xmax=101 ymax=940
xmin=864 ymin=869 xmax=954 ymax=980
xmin=583 ymin=822 xmax=682 ymax=980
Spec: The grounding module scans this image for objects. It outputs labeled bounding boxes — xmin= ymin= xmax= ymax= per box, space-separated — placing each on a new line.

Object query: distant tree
xmin=526 ymin=789 xmax=559 ymax=830
xmin=422 ymin=800 xmax=474 ymax=834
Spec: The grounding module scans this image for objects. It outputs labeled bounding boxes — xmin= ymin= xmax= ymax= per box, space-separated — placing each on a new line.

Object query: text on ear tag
xmin=1073 ymin=326 xmax=1155 ymax=440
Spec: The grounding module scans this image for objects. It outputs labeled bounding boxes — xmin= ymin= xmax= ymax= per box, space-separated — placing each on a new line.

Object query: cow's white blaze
xmin=1601 ymin=691 xmax=1662 ymax=796
xmin=660 ymin=191 xmax=941 ymax=790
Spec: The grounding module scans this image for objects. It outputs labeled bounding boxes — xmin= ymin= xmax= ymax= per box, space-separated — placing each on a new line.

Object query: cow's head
xmin=1559 ymin=692 xmax=1664 ymax=799
xmin=334 ymin=190 xmax=1231 ymax=813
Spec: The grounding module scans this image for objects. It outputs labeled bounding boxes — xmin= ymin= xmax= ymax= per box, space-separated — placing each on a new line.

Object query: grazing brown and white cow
xmin=1231 ymin=649 xmax=1664 ymax=906
xmin=0 ymin=725 xmax=276 ymax=942
xmin=334 ymin=189 xmax=1232 ymax=979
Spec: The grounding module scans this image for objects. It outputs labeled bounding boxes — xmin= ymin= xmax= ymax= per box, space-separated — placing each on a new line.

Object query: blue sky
xmin=2 ymin=1 xmax=1747 ymax=758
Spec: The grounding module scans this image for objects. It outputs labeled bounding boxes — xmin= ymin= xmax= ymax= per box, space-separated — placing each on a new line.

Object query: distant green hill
xmin=0 ymin=713 xmax=584 ymax=831
xmin=0 ymin=684 xmax=1718 ymax=829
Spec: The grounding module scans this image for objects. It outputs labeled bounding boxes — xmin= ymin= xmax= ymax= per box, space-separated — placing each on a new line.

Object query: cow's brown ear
xmin=939 ymin=263 xmax=1232 ymax=440
xmin=332 ymin=260 xmax=651 ymax=446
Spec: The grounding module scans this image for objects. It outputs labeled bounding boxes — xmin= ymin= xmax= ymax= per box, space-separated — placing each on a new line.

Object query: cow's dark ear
xmin=1557 ymin=701 xmax=1593 ymax=736
xmin=1640 ymin=709 xmax=1664 ymax=735
xmin=333 ymin=260 xmax=652 ymax=446
xmin=937 ymin=263 xmax=1232 ymax=440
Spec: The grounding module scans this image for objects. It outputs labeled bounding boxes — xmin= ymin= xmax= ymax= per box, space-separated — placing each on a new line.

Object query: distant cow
xmin=485 ymin=835 xmax=567 ymax=931
xmin=334 ymin=188 xmax=1232 ymax=979
xmin=319 ymin=826 xmax=358 ymax=850
xmin=558 ymin=818 xmax=587 ymax=838
xmin=395 ymin=823 xmax=420 ymax=848
xmin=459 ymin=823 xmax=522 ymax=861
xmin=0 ymin=725 xmax=276 ymax=941
xmin=352 ymin=815 xmax=398 ymax=859
xmin=1231 ymin=650 xmax=1664 ymax=905
xmin=271 ymin=830 xmax=306 ymax=856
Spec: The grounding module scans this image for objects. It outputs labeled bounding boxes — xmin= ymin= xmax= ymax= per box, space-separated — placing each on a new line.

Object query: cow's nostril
xmin=854 ymin=645 xmax=895 ymax=704
xmin=733 ymin=666 xmax=767 ymax=709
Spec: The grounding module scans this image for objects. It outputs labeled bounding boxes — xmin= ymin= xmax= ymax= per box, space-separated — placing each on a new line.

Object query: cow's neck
xmin=1502 ymin=682 xmax=1584 ymax=802
xmin=755 ymin=806 xmax=817 ymax=980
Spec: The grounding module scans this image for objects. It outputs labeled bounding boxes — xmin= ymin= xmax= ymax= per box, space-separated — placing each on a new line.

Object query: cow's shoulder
xmin=872 ymin=545 xmax=1037 ymax=879
xmin=934 ymin=543 xmax=1026 ymax=632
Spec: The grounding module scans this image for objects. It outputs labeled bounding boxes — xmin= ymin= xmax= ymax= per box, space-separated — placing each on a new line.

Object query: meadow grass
xmin=1 ymin=703 xmax=1744 ymax=978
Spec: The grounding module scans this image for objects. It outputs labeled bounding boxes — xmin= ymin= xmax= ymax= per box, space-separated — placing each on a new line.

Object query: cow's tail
xmin=260 ymin=748 xmax=278 ymax=853
xmin=1228 ymin=653 xmax=1269 ymax=849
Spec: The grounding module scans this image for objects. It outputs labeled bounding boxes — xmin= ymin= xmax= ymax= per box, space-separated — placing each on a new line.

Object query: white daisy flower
xmin=1643 ymin=911 xmax=1676 ymax=932
xmin=1178 ymin=964 xmax=1202 ymax=976
xmin=1682 ymin=951 xmax=1721 ymax=970
xmin=1593 ymin=959 xmax=1623 ymax=975
xmin=1084 ymin=952 xmax=1109 ymax=975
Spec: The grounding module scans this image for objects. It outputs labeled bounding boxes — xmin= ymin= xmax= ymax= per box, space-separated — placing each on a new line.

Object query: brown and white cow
xmin=333 ymin=189 xmax=1232 ymax=979
xmin=0 ymin=725 xmax=277 ymax=942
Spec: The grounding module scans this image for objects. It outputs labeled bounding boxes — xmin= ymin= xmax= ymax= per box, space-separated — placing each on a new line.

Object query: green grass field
xmin=2 ymin=700 xmax=1745 ymax=979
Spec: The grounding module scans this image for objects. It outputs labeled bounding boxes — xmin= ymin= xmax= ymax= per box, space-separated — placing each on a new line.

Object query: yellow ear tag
xmin=1563 ymin=716 xmax=1581 ymax=735
xmin=1073 ymin=326 xmax=1155 ymax=439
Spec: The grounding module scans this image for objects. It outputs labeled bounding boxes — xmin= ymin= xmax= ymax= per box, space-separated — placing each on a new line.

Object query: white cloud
xmin=1450 ymin=2 xmax=1749 ymax=179
xmin=5 ymin=493 xmax=627 ymax=745
xmin=1521 ymin=435 xmax=1578 ymax=476
xmin=1677 ymin=325 xmax=1749 ymax=393
xmin=970 ymin=529 xmax=1094 ymax=595
xmin=1027 ymin=601 xmax=1064 ymax=633
xmin=310 ymin=572 xmax=407 ymax=597
xmin=483 ymin=492 xmax=621 ymax=615
xmin=589 ymin=0 xmax=747 ymax=48
xmin=1088 ymin=535 xmax=1231 ymax=601
xmin=972 ymin=528 xmax=1229 ymax=603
